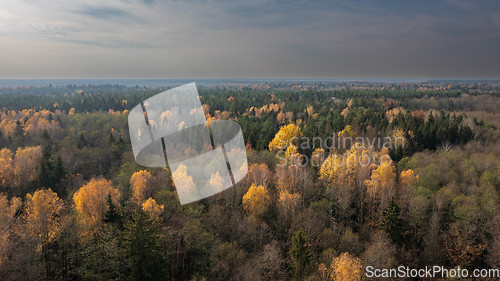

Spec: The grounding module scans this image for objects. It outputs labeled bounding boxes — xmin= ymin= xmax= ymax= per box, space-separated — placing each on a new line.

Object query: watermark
xmin=128 ymin=83 xmax=248 ymax=205
xmin=275 ymin=134 xmax=404 ymax=168
xmin=366 ymin=265 xmax=499 ymax=279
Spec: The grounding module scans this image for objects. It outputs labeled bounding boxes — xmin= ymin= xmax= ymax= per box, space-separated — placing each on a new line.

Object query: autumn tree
xmin=73 ymin=178 xmax=120 ymax=231
xmin=0 ymin=148 xmax=14 ymax=187
xmin=142 ymin=198 xmax=164 ymax=220
xmin=320 ymin=143 xmax=376 ymax=222
xmin=13 ymin=146 xmax=42 ymax=187
xmin=130 ymin=170 xmax=153 ymax=204
xmin=400 ymin=169 xmax=418 ymax=187
xmin=364 ymin=157 xmax=396 ymax=203
xmin=269 ymin=123 xmax=302 ymax=152
xmin=337 ymin=125 xmax=356 ymax=149
xmin=245 ymin=163 xmax=273 ymax=188
xmin=23 ymin=189 xmax=64 ymax=278
xmin=242 ymin=184 xmax=271 ymax=217
xmin=320 ymin=252 xmax=363 ymax=281
xmin=24 ymin=189 xmax=64 ymax=249
xmin=0 ymin=194 xmax=21 ymax=270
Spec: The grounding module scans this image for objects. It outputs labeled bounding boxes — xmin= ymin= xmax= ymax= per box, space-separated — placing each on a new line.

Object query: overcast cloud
xmin=0 ymin=0 xmax=499 ymax=79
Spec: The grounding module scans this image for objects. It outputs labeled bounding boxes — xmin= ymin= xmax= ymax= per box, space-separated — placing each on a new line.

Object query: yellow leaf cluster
xmin=130 ymin=170 xmax=153 ymax=204
xmin=268 ymin=123 xmax=302 ymax=152
xmin=0 ymin=148 xmax=14 ymax=186
xmin=278 ymin=190 xmax=301 ymax=213
xmin=24 ymin=189 xmax=63 ymax=248
xmin=365 ymin=158 xmax=396 ymax=198
xmin=320 ymin=144 xmax=376 ymax=186
xmin=242 ymin=184 xmax=270 ymax=217
xmin=328 ymin=252 xmax=363 ymax=281
xmin=14 ymin=146 xmax=42 ymax=185
xmin=337 ymin=125 xmax=356 ymax=139
xmin=142 ymin=198 xmax=164 ymax=219
xmin=400 ymin=169 xmax=418 ymax=186
xmin=73 ymin=178 xmax=120 ymax=229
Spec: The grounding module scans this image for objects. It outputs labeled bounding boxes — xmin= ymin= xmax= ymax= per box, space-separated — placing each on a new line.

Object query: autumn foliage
xmin=242 ymin=184 xmax=271 ymax=217
xmin=73 ymin=178 xmax=120 ymax=229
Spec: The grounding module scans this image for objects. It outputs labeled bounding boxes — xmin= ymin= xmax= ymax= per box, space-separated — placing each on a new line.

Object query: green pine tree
xmin=123 ymin=209 xmax=167 ymax=281
xmin=290 ymin=230 xmax=312 ymax=281
xmin=380 ymin=196 xmax=405 ymax=245
xmin=103 ymin=193 xmax=122 ymax=226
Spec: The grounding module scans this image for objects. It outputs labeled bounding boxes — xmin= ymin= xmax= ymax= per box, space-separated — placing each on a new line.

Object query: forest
xmin=0 ymin=80 xmax=498 ymax=280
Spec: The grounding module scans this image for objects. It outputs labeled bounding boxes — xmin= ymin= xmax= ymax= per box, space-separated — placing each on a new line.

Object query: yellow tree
xmin=73 ymin=178 xmax=120 ymax=230
xmin=142 ymin=198 xmax=164 ymax=220
xmin=338 ymin=125 xmax=356 ymax=139
xmin=242 ymin=184 xmax=271 ymax=217
xmin=13 ymin=146 xmax=42 ymax=186
xmin=0 ymin=148 xmax=14 ymax=186
xmin=24 ymin=189 xmax=63 ymax=251
xmin=364 ymin=158 xmax=396 ymax=199
xmin=278 ymin=190 xmax=301 ymax=218
xmin=268 ymin=123 xmax=302 ymax=152
xmin=285 ymin=144 xmax=299 ymax=161
xmin=0 ymin=194 xmax=21 ymax=267
xmin=320 ymin=143 xmax=377 ymax=222
xmin=130 ymin=170 xmax=153 ymax=204
xmin=320 ymin=252 xmax=363 ymax=281
xmin=400 ymin=169 xmax=418 ymax=187
xmin=320 ymin=143 xmax=375 ymax=186
xmin=311 ymin=148 xmax=325 ymax=167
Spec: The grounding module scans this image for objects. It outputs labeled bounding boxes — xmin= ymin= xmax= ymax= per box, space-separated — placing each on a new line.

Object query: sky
xmin=0 ymin=0 xmax=499 ymax=79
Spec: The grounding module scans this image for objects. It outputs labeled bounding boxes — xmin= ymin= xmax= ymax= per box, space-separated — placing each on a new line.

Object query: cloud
xmin=0 ymin=0 xmax=499 ymax=78
xmin=76 ymin=7 xmax=138 ymax=21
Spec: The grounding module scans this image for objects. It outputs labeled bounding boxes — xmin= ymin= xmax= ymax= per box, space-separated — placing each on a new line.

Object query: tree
xmin=364 ymin=158 xmax=396 ymax=200
xmin=73 ymin=178 xmax=120 ymax=231
xmin=290 ymin=230 xmax=312 ymax=280
xmin=0 ymin=148 xmax=14 ymax=186
xmin=24 ymin=189 xmax=64 ymax=249
xmin=141 ymin=198 xmax=164 ymax=220
xmin=103 ymin=193 xmax=122 ymax=225
xmin=13 ymin=146 xmax=42 ymax=187
xmin=37 ymin=146 xmax=65 ymax=189
xmin=269 ymin=123 xmax=302 ymax=152
xmin=400 ymin=169 xmax=418 ymax=187
xmin=130 ymin=170 xmax=153 ymax=204
xmin=123 ymin=209 xmax=166 ymax=281
xmin=242 ymin=184 xmax=271 ymax=217
xmin=380 ymin=197 xmax=405 ymax=245
xmin=0 ymin=194 xmax=21 ymax=269
xmin=24 ymin=189 xmax=64 ymax=278
xmin=337 ymin=125 xmax=356 ymax=148
xmin=320 ymin=252 xmax=362 ymax=281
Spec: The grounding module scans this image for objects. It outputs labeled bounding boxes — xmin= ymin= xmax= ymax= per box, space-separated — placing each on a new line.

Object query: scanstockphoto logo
xmin=128 ymin=83 xmax=248 ymax=205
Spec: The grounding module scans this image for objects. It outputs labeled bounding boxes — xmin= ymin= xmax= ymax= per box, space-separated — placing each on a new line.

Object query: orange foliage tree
xmin=130 ymin=170 xmax=153 ymax=204
xmin=14 ymin=146 xmax=42 ymax=186
xmin=142 ymin=198 xmax=164 ymax=220
xmin=319 ymin=252 xmax=363 ymax=281
xmin=73 ymin=178 xmax=120 ymax=230
xmin=24 ymin=189 xmax=63 ymax=251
